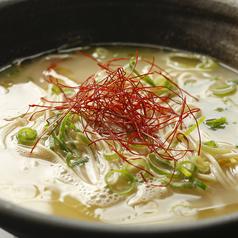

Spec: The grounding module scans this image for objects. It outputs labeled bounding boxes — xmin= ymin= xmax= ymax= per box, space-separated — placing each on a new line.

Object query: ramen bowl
xmin=0 ymin=0 xmax=238 ymax=237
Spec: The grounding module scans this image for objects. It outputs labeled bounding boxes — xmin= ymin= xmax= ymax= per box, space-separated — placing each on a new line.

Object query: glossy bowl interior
xmin=0 ymin=0 xmax=238 ymax=237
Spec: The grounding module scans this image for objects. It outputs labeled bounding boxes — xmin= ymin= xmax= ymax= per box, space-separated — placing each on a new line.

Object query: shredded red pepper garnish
xmin=25 ymin=51 xmax=202 ymax=187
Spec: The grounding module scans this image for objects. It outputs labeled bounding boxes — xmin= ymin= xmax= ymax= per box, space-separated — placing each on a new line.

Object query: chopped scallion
xmin=16 ymin=127 xmax=38 ymax=145
xmin=76 ymin=132 xmax=92 ymax=146
xmin=191 ymin=156 xmax=210 ymax=173
xmin=104 ymin=170 xmax=135 ymax=195
xmin=66 ymin=152 xmax=89 ymax=167
xmin=171 ymin=115 xmax=206 ymax=148
xmin=124 ymin=157 xmax=150 ymax=177
xmin=211 ymin=85 xmax=236 ymax=96
xmin=104 ymin=142 xmax=121 ymax=161
xmin=52 ymin=85 xmax=74 ymax=94
xmin=179 ymin=161 xmax=197 ymax=175
xmin=200 ymin=141 xmax=230 ymax=155
xmin=186 ymin=176 xmax=208 ymax=190
xmin=204 ymin=117 xmax=227 ymax=130
xmin=147 ymin=153 xmax=181 ymax=179
xmin=129 ymin=60 xmax=156 ymax=86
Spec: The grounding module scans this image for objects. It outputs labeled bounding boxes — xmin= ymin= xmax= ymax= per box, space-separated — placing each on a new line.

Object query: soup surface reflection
xmin=0 ymin=45 xmax=238 ymax=225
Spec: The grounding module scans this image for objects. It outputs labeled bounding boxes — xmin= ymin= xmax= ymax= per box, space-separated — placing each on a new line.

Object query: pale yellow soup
xmin=0 ymin=45 xmax=238 ymax=225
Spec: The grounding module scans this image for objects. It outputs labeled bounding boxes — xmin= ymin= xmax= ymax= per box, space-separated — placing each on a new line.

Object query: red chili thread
xmin=26 ymin=51 xmax=202 ymax=187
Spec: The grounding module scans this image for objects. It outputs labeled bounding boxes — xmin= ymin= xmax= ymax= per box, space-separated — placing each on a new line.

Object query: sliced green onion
xmin=154 ymin=76 xmax=168 ymax=87
xmin=169 ymin=180 xmax=196 ymax=189
xmin=104 ymin=142 xmax=121 ymax=161
xmin=187 ymin=177 xmax=208 ymax=190
xmin=76 ymin=132 xmax=92 ymax=146
xmin=214 ymin=107 xmax=225 ymax=112
xmin=151 ymin=76 xmax=178 ymax=95
xmin=171 ymin=115 xmax=206 ymax=148
xmin=184 ymin=116 xmax=206 ymax=137
xmin=154 ymin=176 xmax=207 ymax=190
xmin=104 ymin=150 xmax=120 ymax=161
xmin=104 ymin=151 xmax=120 ymax=161
xmin=52 ymin=85 xmax=63 ymax=93
xmin=16 ymin=127 xmax=38 ymax=145
xmin=173 ymin=162 xmax=192 ymax=177
xmin=66 ymin=120 xmax=81 ymax=132
xmin=104 ymin=170 xmax=135 ymax=195
xmin=59 ymin=114 xmax=70 ymax=141
xmin=66 ymin=152 xmax=89 ymax=167
xmin=203 ymin=140 xmax=218 ymax=148
xmin=178 ymin=161 xmax=197 ymax=175
xmin=46 ymin=114 xmax=74 ymax=154
xmin=198 ymin=56 xmax=218 ymax=70
xmin=49 ymin=133 xmax=55 ymax=151
xmin=52 ymin=85 xmax=74 ymax=94
xmin=148 ymin=153 xmax=181 ymax=179
xmin=51 ymin=130 xmax=72 ymax=154
xmin=124 ymin=157 xmax=150 ymax=177
xmin=192 ymin=156 xmax=210 ymax=173
xmin=154 ymin=177 xmax=196 ymax=189
xmin=65 ymin=129 xmax=81 ymax=157
xmin=44 ymin=113 xmax=88 ymax=168
xmin=204 ymin=117 xmax=226 ymax=130
xmin=211 ymin=85 xmax=236 ymax=96
xmin=200 ymin=141 xmax=230 ymax=155
xmin=129 ymin=60 xmax=156 ymax=86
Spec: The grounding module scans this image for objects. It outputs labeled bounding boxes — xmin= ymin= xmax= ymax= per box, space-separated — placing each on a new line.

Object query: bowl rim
xmin=0 ymin=196 xmax=238 ymax=235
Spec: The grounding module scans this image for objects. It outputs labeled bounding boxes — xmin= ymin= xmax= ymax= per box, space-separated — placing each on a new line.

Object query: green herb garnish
xmin=129 ymin=60 xmax=156 ymax=86
xmin=16 ymin=127 xmax=38 ymax=145
xmin=214 ymin=107 xmax=225 ymax=112
xmin=203 ymin=140 xmax=218 ymax=148
xmin=211 ymin=85 xmax=236 ymax=96
xmin=204 ymin=117 xmax=227 ymax=130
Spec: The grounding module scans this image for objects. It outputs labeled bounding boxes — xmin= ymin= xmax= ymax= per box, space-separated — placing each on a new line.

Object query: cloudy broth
xmin=0 ymin=45 xmax=238 ymax=225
